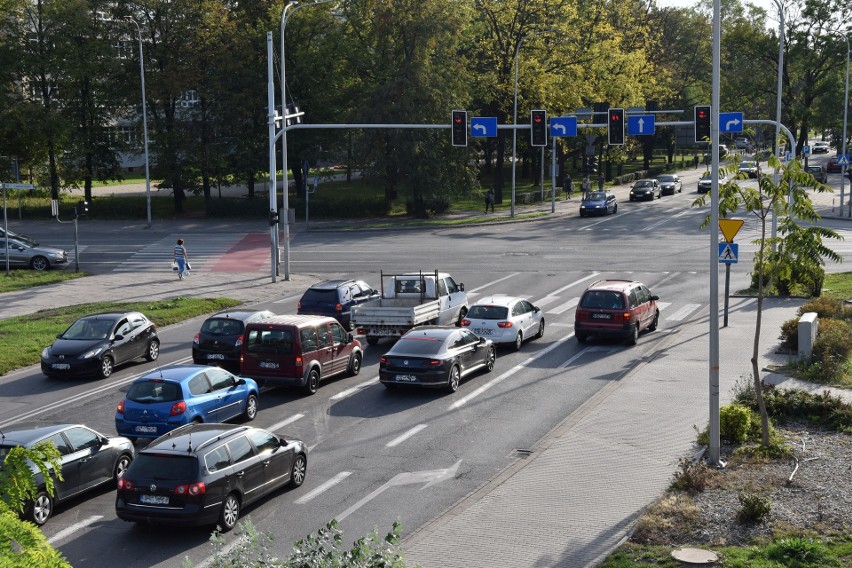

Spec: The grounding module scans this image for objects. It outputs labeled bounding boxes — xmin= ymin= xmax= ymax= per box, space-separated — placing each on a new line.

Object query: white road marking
xmin=386 ymin=424 xmax=428 ymax=447
xmin=558 ymin=345 xmax=614 ymax=368
xmin=666 ymin=303 xmax=702 ymax=321
xmin=294 ymin=471 xmax=352 ymax=504
xmin=547 ymin=297 xmax=579 ymax=315
xmin=47 ymin=515 xmax=103 ymax=544
xmin=266 ymin=414 xmax=304 ymax=432
xmin=329 ymin=376 xmax=379 ymax=400
xmin=467 ymin=272 xmax=521 ymax=294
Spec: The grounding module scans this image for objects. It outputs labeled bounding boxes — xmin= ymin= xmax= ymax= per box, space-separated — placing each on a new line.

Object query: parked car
xmin=0 ymin=237 xmax=67 ymax=271
xmin=193 ymin=310 xmax=275 ymax=368
xmin=115 ymin=365 xmax=259 ymax=441
xmin=734 ymin=137 xmax=750 ymax=150
xmin=579 ymin=191 xmax=617 ymax=217
xmin=41 ymin=312 xmax=159 ymax=379
xmin=115 ymin=423 xmax=306 ymax=531
xmin=574 ymin=279 xmax=660 ymax=345
xmin=629 ymin=179 xmax=661 ymax=201
xmin=827 ymin=156 xmax=843 ymax=173
xmin=737 ymin=161 xmax=759 ymax=178
xmin=379 ymin=326 xmax=495 ymax=392
xmin=806 ymin=165 xmax=827 ymax=184
xmin=656 ymin=174 xmax=682 ymax=196
xmin=461 ymin=295 xmax=544 ymax=351
xmin=297 ymin=279 xmax=379 ymax=330
xmin=240 ymin=315 xmax=362 ymax=394
xmin=812 ymin=141 xmax=830 ymax=154
xmin=0 ymin=422 xmax=134 ymax=525
xmin=697 ymin=172 xmax=726 ymax=194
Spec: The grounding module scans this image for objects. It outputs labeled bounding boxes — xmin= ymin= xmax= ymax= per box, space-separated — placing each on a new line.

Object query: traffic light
xmin=607 ymin=108 xmax=625 ymax=146
xmin=451 ymin=110 xmax=467 ymax=147
xmin=530 ymin=110 xmax=547 ymax=147
xmin=694 ymin=105 xmax=711 ymax=143
xmin=269 ymin=209 xmax=279 ymax=226
xmin=76 ymin=200 xmax=88 ymax=217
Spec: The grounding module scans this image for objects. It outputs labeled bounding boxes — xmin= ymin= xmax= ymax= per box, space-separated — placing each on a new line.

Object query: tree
xmin=0 ymin=442 xmax=68 ymax=568
xmin=693 ymin=156 xmax=842 ymax=445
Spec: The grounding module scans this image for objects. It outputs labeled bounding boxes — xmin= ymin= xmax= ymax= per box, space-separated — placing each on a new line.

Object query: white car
xmin=737 ymin=161 xmax=759 ymax=178
xmin=812 ymin=141 xmax=830 ymax=154
xmin=461 ymin=295 xmax=544 ymax=351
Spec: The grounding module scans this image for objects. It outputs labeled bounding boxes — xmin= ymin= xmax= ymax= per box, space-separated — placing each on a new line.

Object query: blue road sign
xmin=549 ymin=116 xmax=577 ymax=137
xmin=802 ymin=145 xmax=811 ymax=156
xmin=627 ymin=115 xmax=655 ymax=136
xmin=719 ymin=242 xmax=739 ymax=264
xmin=838 ymin=154 xmax=850 ymax=166
xmin=470 ymin=117 xmax=497 ymax=137
xmin=720 ymin=112 xmax=743 ymax=133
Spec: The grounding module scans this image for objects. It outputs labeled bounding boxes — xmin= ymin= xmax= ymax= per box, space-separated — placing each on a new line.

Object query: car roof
xmin=249 ymin=314 xmax=338 ymax=327
xmin=206 ymin=310 xmax=272 ymax=322
xmin=306 ymin=279 xmax=356 ymax=290
xmin=135 ymin=364 xmax=212 ymax=383
xmin=584 ymin=279 xmax=642 ymax=293
xmin=0 ymin=422 xmax=87 ymax=446
xmin=141 ymin=423 xmax=250 ymax=455
xmin=472 ymin=295 xmax=522 ymax=308
xmin=636 ymin=178 xmax=657 ymax=183
xmin=399 ymin=326 xmax=458 ymax=340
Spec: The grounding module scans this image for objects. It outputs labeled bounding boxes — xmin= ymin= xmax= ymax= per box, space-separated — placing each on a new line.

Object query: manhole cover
xmin=671 ymin=547 xmax=719 ymax=564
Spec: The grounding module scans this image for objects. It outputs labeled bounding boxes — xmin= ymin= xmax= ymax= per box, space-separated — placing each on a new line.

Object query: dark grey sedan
xmin=629 ymin=179 xmax=661 ymax=201
xmin=0 ymin=422 xmax=134 ymax=525
xmin=379 ymin=327 xmax=496 ymax=392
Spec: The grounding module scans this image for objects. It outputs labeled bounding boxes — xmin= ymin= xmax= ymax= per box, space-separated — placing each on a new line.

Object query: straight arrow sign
xmin=627 ymin=115 xmax=655 ymax=136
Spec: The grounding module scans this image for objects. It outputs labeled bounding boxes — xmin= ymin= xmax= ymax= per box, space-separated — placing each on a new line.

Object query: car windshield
xmin=580 ymin=291 xmax=625 ymax=310
xmin=62 ymin=318 xmax=115 ymax=340
xmin=739 ymin=162 xmax=755 ymax=168
xmin=200 ymin=318 xmax=244 ymax=336
xmin=127 ymin=380 xmax=183 ymax=403
xmin=635 ymin=181 xmax=653 ymax=188
xmin=390 ymin=336 xmax=444 ymax=356
xmin=657 ymin=175 xmax=675 ymax=182
xmin=807 ymin=167 xmax=821 ymax=172
xmin=584 ymin=192 xmax=607 ymax=202
xmin=130 ymin=454 xmax=197 ymax=480
xmin=467 ymin=305 xmax=509 ymax=320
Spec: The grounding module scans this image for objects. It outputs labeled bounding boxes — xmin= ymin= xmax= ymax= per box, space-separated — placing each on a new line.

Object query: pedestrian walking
xmin=694 ymin=154 xmax=700 ymax=169
xmin=564 ymin=174 xmax=573 ymax=199
xmin=173 ymin=238 xmax=190 ymax=280
xmin=581 ymin=176 xmax=591 ymax=196
xmin=598 ymin=173 xmax=605 ymax=191
xmin=485 ymin=187 xmax=495 ymax=213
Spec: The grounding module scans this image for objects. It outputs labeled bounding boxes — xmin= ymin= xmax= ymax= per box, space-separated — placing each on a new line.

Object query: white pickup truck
xmin=351 ymin=271 xmax=469 ymax=345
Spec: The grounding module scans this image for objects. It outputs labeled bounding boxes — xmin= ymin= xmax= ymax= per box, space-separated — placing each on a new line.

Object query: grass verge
xmin=0 ymin=296 xmax=242 ymax=376
xmin=0 ymin=270 xmax=88 ymax=293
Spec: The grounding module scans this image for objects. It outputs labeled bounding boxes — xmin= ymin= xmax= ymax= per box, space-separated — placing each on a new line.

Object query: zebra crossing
xmin=112 ymin=234 xmax=253 ymax=273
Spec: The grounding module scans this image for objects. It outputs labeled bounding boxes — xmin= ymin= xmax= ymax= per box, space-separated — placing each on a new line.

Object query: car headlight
xmin=41 ymin=347 xmax=50 ymax=358
xmin=82 ymin=347 xmax=104 ymax=359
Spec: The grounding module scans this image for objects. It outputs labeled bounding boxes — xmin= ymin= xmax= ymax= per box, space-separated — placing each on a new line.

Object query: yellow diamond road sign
xmin=719 ymin=219 xmax=744 ymax=243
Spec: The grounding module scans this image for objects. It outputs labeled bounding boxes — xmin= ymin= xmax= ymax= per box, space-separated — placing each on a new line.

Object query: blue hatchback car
xmin=115 ymin=365 xmax=259 ymax=441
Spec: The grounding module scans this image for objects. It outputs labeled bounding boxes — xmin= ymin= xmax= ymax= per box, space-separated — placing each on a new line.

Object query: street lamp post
xmin=837 ymin=33 xmax=850 ymax=217
xmin=125 ymin=17 xmax=152 ymax=229
xmin=770 ymin=0 xmax=784 ymax=241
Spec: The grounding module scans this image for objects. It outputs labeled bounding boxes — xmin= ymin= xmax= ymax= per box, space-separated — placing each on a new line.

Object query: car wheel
xmin=114 ymin=454 xmax=132 ymax=484
xmin=648 ymin=311 xmax=659 ymax=332
xmin=145 ymin=339 xmax=160 ymax=362
xmin=28 ymin=491 xmax=53 ymax=526
xmin=30 ymin=256 xmax=50 ymax=271
xmin=576 ymin=332 xmax=587 ymax=343
xmin=484 ymin=346 xmax=496 ymax=372
xmin=613 ymin=204 xmax=618 ymax=214
xmin=627 ymin=324 xmax=639 ymax=346
xmin=446 ymin=365 xmax=461 ymax=393
xmin=579 ymin=211 xmax=585 ymax=217
xmin=242 ymin=394 xmax=258 ymax=421
xmin=99 ymin=356 xmax=114 ymax=379
xmin=347 ymin=352 xmax=362 ymax=376
xmin=366 ymin=336 xmax=379 ymax=346
xmin=535 ymin=320 xmax=545 ymax=339
xmin=289 ymin=454 xmax=307 ymax=488
xmin=513 ymin=331 xmax=523 ymax=351
xmin=303 ymin=368 xmax=320 ymax=395
xmin=218 ymin=493 xmax=240 ymax=532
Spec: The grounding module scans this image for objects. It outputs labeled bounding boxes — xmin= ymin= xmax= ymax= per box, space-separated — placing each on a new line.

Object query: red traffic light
xmin=533 ymin=115 xmax=543 ymax=123
xmin=454 ymin=116 xmax=463 ymax=124
xmin=610 ymin=113 xmax=622 ymax=122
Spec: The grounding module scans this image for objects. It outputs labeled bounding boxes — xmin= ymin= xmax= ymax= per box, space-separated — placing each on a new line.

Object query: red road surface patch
xmin=209 ymin=233 xmax=270 ymax=272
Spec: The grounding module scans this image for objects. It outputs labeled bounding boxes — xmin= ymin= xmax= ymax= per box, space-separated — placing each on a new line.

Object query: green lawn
xmin=0 ymin=270 xmax=87 ymax=293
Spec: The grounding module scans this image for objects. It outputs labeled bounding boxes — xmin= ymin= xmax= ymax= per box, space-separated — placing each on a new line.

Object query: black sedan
xmin=0 ymin=422 xmax=134 ymax=525
xmin=629 ymin=179 xmax=661 ymax=201
xmin=379 ymin=326 xmax=496 ymax=392
xmin=41 ymin=311 xmax=159 ymax=379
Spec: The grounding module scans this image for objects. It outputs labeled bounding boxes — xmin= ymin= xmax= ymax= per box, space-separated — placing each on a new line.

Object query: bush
xmin=779 ymin=318 xmax=800 ymax=352
xmin=670 ymin=458 xmax=711 ymax=493
xmin=810 ymin=318 xmax=852 ymax=381
xmin=797 ymin=297 xmax=847 ymax=320
xmin=737 ymin=486 xmax=771 ymax=523
xmin=720 ymin=404 xmax=754 ymax=444
xmin=764 ymin=536 xmax=831 ymax=567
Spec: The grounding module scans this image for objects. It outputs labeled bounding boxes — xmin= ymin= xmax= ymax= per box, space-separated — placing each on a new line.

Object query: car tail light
xmin=295 ymin=356 xmax=303 ymax=367
xmin=234 ymin=337 xmax=243 ymax=348
xmin=297 ymin=301 xmax=302 ymax=310
xmin=575 ymin=310 xmax=588 ymax=321
xmin=175 ymin=482 xmax=206 ymax=496
xmin=170 ymin=401 xmax=187 ymax=416
xmin=497 ymin=321 xmax=513 ymax=328
xmin=193 ymin=333 xmax=200 ymax=345
xmin=380 ymin=356 xmax=388 ymax=364
xmin=118 ymin=478 xmax=133 ymax=491
xmin=116 ymin=400 xmax=125 ymax=414
xmin=622 ymin=312 xmax=632 ymax=323
xmin=357 ymin=328 xmax=367 ymax=335
xmin=460 ymin=320 xmax=471 ymax=326
xmin=335 ymin=303 xmax=343 ymax=313
xmin=429 ymin=360 xmax=442 ymax=366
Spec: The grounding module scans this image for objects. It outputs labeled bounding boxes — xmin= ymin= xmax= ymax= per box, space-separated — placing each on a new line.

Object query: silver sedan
xmin=0 ymin=237 xmax=68 ymax=270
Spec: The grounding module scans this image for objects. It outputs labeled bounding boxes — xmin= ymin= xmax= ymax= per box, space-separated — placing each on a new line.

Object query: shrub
xmin=797 ymin=297 xmax=846 ymax=320
xmin=810 ymin=318 xmax=852 ymax=381
xmin=779 ymin=317 xmax=800 ymax=352
xmin=670 ymin=458 xmax=711 ymax=493
xmin=764 ymin=536 xmax=831 ymax=567
xmin=736 ymin=486 xmax=771 ymax=523
xmin=720 ymin=404 xmax=753 ymax=444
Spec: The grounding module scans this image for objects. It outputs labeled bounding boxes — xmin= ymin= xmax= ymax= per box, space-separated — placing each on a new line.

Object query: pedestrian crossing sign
xmin=839 ymin=155 xmax=850 ymax=166
xmin=719 ymin=242 xmax=738 ymax=264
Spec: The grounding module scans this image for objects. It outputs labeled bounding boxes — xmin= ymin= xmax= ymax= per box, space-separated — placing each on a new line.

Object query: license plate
xmin=591 ymin=313 xmax=613 ymax=320
xmin=52 ymin=363 xmax=70 ymax=370
xmin=140 ymin=494 xmax=169 ymax=505
xmin=206 ymin=354 xmax=225 ymax=360
xmin=134 ymin=425 xmax=157 ymax=433
xmin=259 ymin=361 xmax=279 ymax=369
xmin=395 ymin=374 xmax=417 ymax=382
xmin=373 ymin=328 xmax=395 ymax=336
xmin=473 ymin=328 xmax=493 ymax=336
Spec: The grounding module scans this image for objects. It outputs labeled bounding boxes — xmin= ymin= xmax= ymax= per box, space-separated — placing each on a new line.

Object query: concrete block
xmin=798 ymin=312 xmax=818 ymax=360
